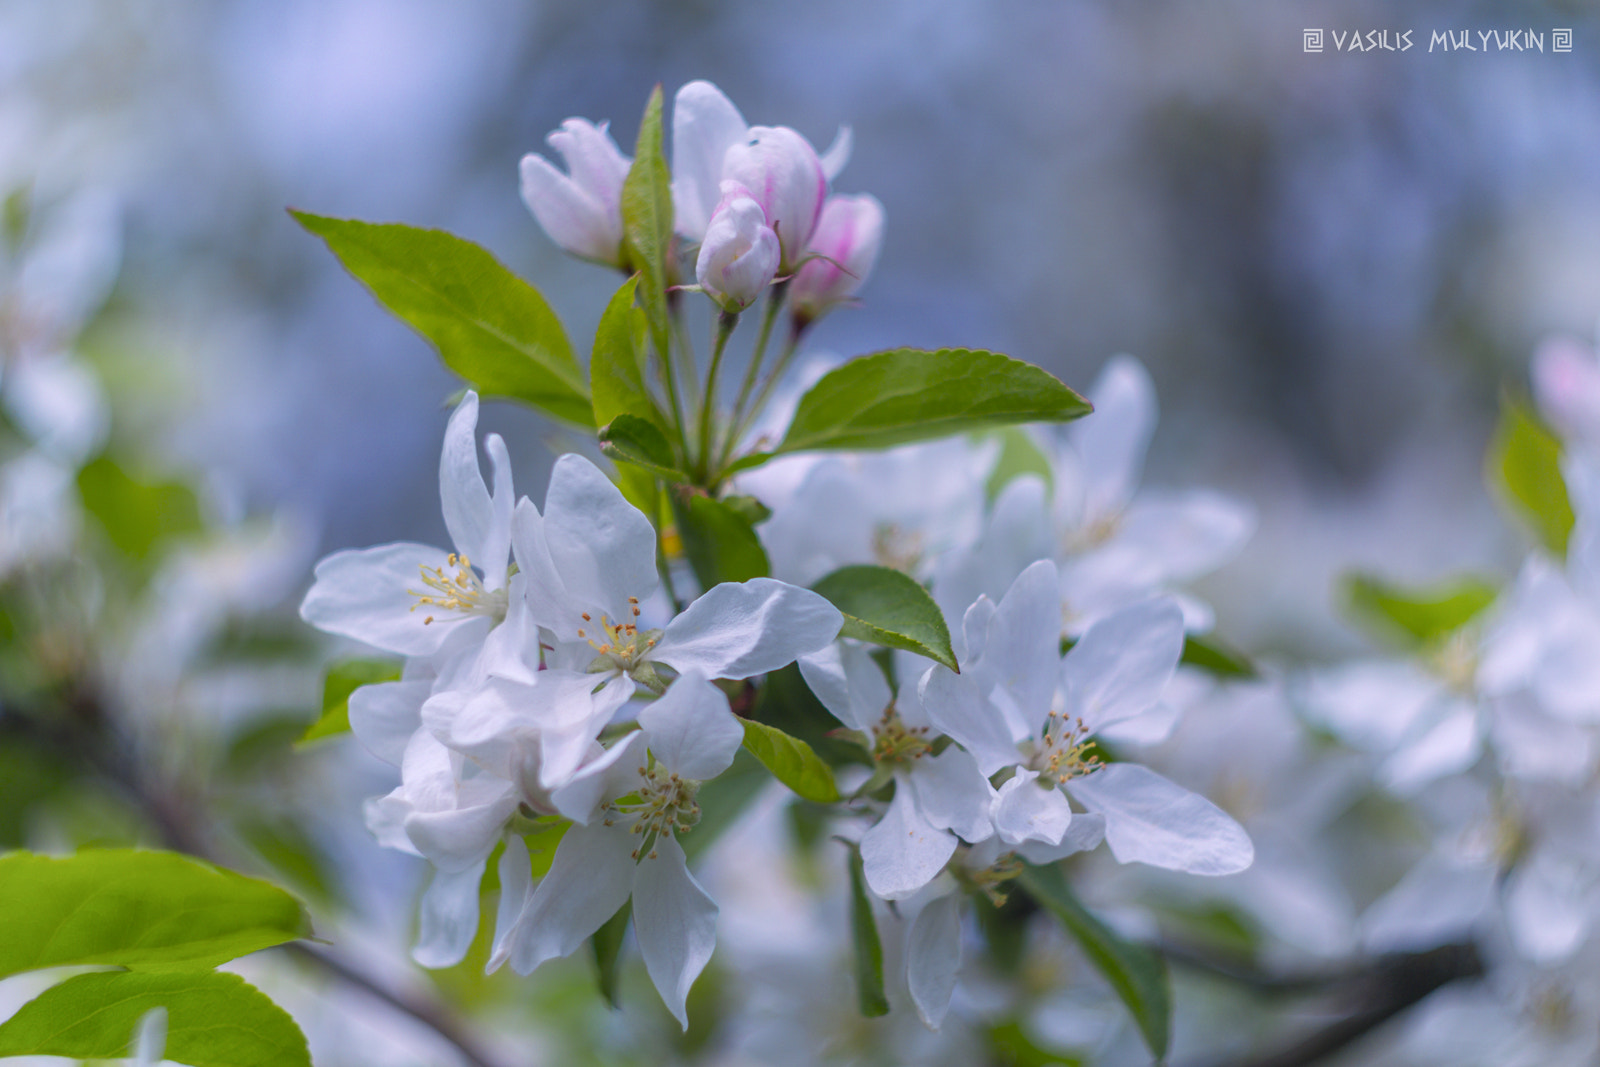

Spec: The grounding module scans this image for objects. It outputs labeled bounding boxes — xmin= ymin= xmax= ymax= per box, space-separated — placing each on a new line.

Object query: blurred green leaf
xmin=1019 ymin=862 xmax=1170 ymax=1060
xmin=0 ymin=969 xmax=310 ymax=1067
xmin=740 ymin=719 xmax=840 ymax=803
xmin=1488 ymin=393 xmax=1574 ymax=555
xmin=620 ymin=86 xmax=673 ymax=373
xmin=1342 ymin=572 xmax=1499 ymax=649
xmin=982 ymin=426 xmax=1055 ymax=500
xmin=669 ymin=491 xmax=770 ymax=590
xmin=812 ymin=564 xmax=958 ymax=671
xmin=844 ymin=843 xmax=889 ymax=1017
xmin=985 ymin=1019 xmax=1085 ymax=1067
xmin=292 ymin=212 xmax=590 ymax=426
xmin=1180 ymin=633 xmax=1256 ymax=678
xmin=0 ymin=742 xmax=73 ymax=848
xmin=774 ymin=348 xmax=1091 ymax=455
xmin=0 ymin=850 xmax=311 ymax=978
xmin=591 ymin=900 xmax=631 ymax=1010
xmin=76 ymin=455 xmax=202 ymax=562
xmin=681 ymin=750 xmax=767 ymax=862
xmin=299 ymin=656 xmax=403 ymax=745
xmin=236 ymin=816 xmax=343 ymax=911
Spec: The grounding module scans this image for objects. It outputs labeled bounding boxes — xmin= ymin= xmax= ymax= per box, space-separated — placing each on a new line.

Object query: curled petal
xmin=653 ymin=578 xmax=842 ymax=679
xmin=671 ymin=80 xmax=749 ymax=242
xmin=413 ymin=858 xmax=487 ymax=969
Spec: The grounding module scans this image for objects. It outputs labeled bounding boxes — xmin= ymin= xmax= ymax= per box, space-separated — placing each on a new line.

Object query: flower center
xmin=871 ymin=705 xmax=933 ymax=765
xmin=1427 ymin=630 xmax=1479 ymax=695
xmin=1034 ymin=711 xmax=1104 ymax=784
xmin=409 ymin=554 xmax=508 ymax=625
xmin=955 ymin=846 xmax=1026 ymax=906
xmin=1064 ymin=510 xmax=1121 ymax=554
xmin=603 ymin=761 xmax=701 ymax=861
xmin=871 ymin=523 xmax=925 ymax=575
xmin=578 ymin=597 xmax=659 ymax=672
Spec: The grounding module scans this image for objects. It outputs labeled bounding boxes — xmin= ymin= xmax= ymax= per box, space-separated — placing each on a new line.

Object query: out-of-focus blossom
xmin=790 ymin=193 xmax=885 ymax=326
xmin=934 ymin=356 xmax=1255 ymax=636
xmin=518 ymin=117 xmax=632 ymax=268
xmin=1533 ymin=334 xmax=1600 ymax=455
xmin=695 ymin=180 xmax=780 ymax=312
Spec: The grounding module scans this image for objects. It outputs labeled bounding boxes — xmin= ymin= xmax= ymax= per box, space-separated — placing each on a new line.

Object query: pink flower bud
xmin=518 ymin=118 xmax=631 ymax=267
xmin=695 ymin=181 xmax=780 ymax=312
xmin=789 ymin=194 xmax=885 ymax=326
xmin=721 ymin=126 xmax=826 ymax=272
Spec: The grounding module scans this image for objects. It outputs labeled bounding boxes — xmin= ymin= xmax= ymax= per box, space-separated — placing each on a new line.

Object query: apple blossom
xmin=518 ymin=118 xmax=631 ymax=268
xmin=721 ymin=126 xmax=827 ymax=272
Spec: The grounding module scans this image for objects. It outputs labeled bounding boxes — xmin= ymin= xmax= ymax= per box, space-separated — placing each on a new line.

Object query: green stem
xmin=698 ymin=309 xmax=738 ymax=481
xmin=730 ymin=320 xmax=804 ymax=452
xmin=657 ymin=294 xmax=692 ymax=466
xmin=720 ymin=278 xmax=789 ymax=471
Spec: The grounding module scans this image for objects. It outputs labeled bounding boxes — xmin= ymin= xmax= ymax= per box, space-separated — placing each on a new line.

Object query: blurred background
xmin=10 ymin=0 xmax=1600 ymax=656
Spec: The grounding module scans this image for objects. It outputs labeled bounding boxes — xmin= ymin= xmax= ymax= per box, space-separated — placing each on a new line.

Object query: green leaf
xmin=0 ymin=850 xmax=312 ymax=978
xmin=1019 ymin=863 xmax=1170 ymax=1059
xmin=291 ymin=212 xmax=591 ymax=426
xmin=300 ymin=656 xmax=403 ymax=745
xmin=1180 ymin=633 xmax=1256 ymax=678
xmin=740 ymin=720 xmax=840 ymax=804
xmin=591 ymin=900 xmax=631 ymax=1010
xmin=0 ymin=970 xmax=310 ymax=1067
xmin=599 ymin=414 xmax=688 ymax=482
xmin=76 ymin=455 xmax=202 ymax=562
xmin=1488 ymin=393 xmax=1574 ymax=555
xmin=844 ymin=844 xmax=889 ymax=1017
xmin=985 ymin=1019 xmax=1086 ymax=1067
xmin=775 ymin=349 xmax=1091 ymax=454
xmin=620 ymin=86 xmax=674 ymax=370
xmin=591 ymin=275 xmax=664 ymax=431
xmin=1342 ymin=572 xmax=1500 ymax=649
xmin=719 ymin=493 xmax=772 ymax=525
xmin=811 ymin=565 xmax=958 ymax=672
xmin=982 ymin=426 xmax=1054 ymax=501
xmin=669 ymin=491 xmax=770 ymax=589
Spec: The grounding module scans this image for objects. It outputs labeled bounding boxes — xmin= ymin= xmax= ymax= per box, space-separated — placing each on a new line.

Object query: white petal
xmin=519 ymin=152 xmax=615 ymax=263
xmin=906 ymin=892 xmax=962 ymax=1030
xmin=637 ymin=669 xmax=744 ymax=780
xmin=490 ymin=834 xmax=534 ymax=968
xmin=1016 ymin=812 xmax=1106 ymax=865
xmin=348 ymin=679 xmax=429 ymax=767
xmin=413 ymin=858 xmax=486 ymax=968
xmin=632 ymin=834 xmax=719 ymax=1030
xmin=1061 ymin=597 xmax=1185 ymax=734
xmin=1299 ymin=660 xmax=1444 ymax=752
xmin=548 ymin=733 xmax=647 ymax=824
xmin=920 ymin=666 xmax=1023 ymax=777
xmin=979 ymin=559 xmax=1064 ymax=741
xmin=1504 ymin=847 xmax=1592 ymax=964
xmin=1113 ymin=490 xmax=1254 ymax=583
xmin=862 ymin=785 xmax=958 ymax=900
xmin=960 ymin=595 xmax=996 ymax=665
xmin=991 ymin=770 xmax=1075 ymax=847
xmin=797 ymin=642 xmax=891 ymax=732
xmin=671 ymin=80 xmax=748 ymax=241
xmin=1067 ymin=764 xmax=1253 ymax=875
xmin=1378 ymin=702 xmax=1481 ymax=794
xmin=299 ymin=542 xmax=456 ymax=655
xmin=542 ymin=454 xmax=660 ymax=620
xmin=1067 ymin=354 xmax=1157 ymax=522
xmin=908 ymin=746 xmax=996 ymax=843
xmin=404 ymin=782 xmax=519 ymax=873
xmin=1491 ymin=693 xmax=1594 ymax=784
xmin=818 ymin=124 xmax=853 ymax=181
xmin=493 ymin=821 xmax=635 ymax=975
xmin=1096 ymin=702 xmax=1181 ymax=746
xmin=481 ymin=433 xmax=515 ymax=589
xmin=1361 ymin=852 xmax=1495 ymax=953
xmin=439 ymin=392 xmax=499 ymax=574
xmin=133 ymin=1006 xmax=167 ymax=1067
xmin=653 ymin=578 xmax=842 ymax=679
